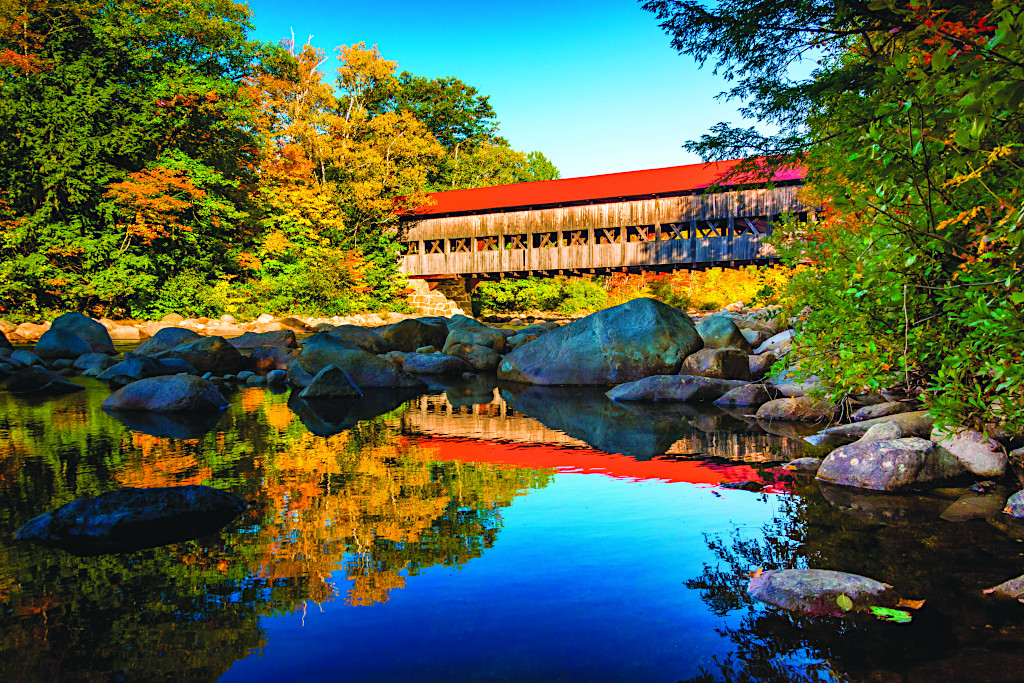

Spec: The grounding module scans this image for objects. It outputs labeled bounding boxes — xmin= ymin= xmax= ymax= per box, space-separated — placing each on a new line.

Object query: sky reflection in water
xmin=3 ymin=376 xmax=1024 ymax=681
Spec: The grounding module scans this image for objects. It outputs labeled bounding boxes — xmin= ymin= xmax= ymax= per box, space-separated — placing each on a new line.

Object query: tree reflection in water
xmin=682 ymin=476 xmax=1024 ymax=682
xmin=0 ymin=382 xmax=552 ymax=680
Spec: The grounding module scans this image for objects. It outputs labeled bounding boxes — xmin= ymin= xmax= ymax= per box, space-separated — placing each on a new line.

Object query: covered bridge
xmin=399 ymin=158 xmax=807 ymax=282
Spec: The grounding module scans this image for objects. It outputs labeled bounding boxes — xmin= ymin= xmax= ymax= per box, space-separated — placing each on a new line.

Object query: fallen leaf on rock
xmin=869 ymin=606 xmax=912 ymax=623
xmin=748 ymin=567 xmax=763 ymax=579
xmin=898 ymin=598 xmax=926 ymax=610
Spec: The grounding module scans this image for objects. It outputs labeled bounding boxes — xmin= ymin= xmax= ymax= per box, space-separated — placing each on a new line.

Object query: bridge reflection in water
xmin=389 ymin=380 xmax=812 ymax=485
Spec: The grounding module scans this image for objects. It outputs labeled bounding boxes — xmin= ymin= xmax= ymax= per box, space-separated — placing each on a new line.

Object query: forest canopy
xmin=0 ymin=0 xmax=558 ymax=319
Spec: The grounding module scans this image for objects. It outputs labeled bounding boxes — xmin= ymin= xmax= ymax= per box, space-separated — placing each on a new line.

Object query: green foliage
xmin=473 ymin=277 xmax=604 ymax=315
xmin=649 ymin=0 xmax=1024 ymax=432
xmin=557 ymin=278 xmax=607 ymax=315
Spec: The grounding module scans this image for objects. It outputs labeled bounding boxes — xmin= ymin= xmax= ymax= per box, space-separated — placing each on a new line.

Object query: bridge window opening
xmin=402 ymin=241 xmax=420 ymax=255
xmin=661 ymin=222 xmax=689 ymax=240
xmin=566 ymin=230 xmax=588 ymax=246
xmin=696 ymin=221 xmax=724 ymax=238
xmin=476 ymin=236 xmax=500 ymax=251
xmin=735 ymin=216 xmax=773 ymax=236
xmin=452 ymin=237 xmax=473 ymax=253
xmin=598 ymin=227 xmax=622 ymax=244
xmin=626 ymin=225 xmax=656 ymax=242
xmin=532 ymin=232 xmax=558 ymax=248
xmin=504 ymin=234 xmax=527 ymax=250
xmin=424 ymin=239 xmax=444 ymax=254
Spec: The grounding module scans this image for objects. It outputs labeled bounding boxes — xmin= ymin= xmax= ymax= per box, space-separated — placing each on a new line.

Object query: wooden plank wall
xmin=400 ymin=185 xmax=804 ymax=276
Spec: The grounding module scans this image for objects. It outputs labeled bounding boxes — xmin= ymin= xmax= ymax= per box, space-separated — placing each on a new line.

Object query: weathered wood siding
xmin=400 ymin=185 xmax=803 ymax=276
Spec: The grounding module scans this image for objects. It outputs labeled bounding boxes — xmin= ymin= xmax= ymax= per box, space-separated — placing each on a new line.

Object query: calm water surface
xmin=2 ymin=376 xmax=1024 ymax=682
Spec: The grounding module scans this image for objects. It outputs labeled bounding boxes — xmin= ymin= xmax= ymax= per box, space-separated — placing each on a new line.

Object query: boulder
xmin=10 ymin=349 xmax=43 ymax=366
xmin=14 ymin=322 xmax=47 ymax=342
xmin=755 ymin=396 xmax=840 ymax=422
xmin=506 ymin=333 xmax=538 ymax=350
xmin=295 ymin=333 xmax=423 ymax=389
xmin=607 ymin=375 xmax=749 ymax=402
xmin=941 ymin=489 xmax=1008 ymax=522
xmin=102 ymin=375 xmax=229 ymax=412
xmin=852 ymin=401 xmax=916 ymax=422
xmin=754 ymin=329 xmax=794 ymax=356
xmin=227 ymin=330 xmax=298 ymax=349
xmin=327 ymin=325 xmax=388 ymax=354
xmin=134 ymin=327 xmax=203 ymax=356
xmin=816 ymin=437 xmax=969 ymax=491
xmin=276 ymin=316 xmax=314 ymax=332
xmin=156 ymin=336 xmax=245 ymax=375
xmin=97 ymin=355 xmax=166 ymax=382
xmin=33 ymin=329 xmax=92 ymax=359
xmin=783 ymin=457 xmax=822 ymax=473
xmin=443 ymin=326 xmax=506 ymax=354
xmin=497 ymin=298 xmax=703 ymax=385
xmin=298 ymin=364 xmax=363 ymax=399
xmin=696 ymin=314 xmax=753 ymax=353
xmin=6 ymin=366 xmax=84 ymax=395
xmin=266 ymin=368 xmax=287 ymax=385
xmin=382 ymin=319 xmax=448 ymax=352
xmin=446 ymin=314 xmax=487 ymax=331
xmin=1004 ymin=490 xmax=1024 ymax=518
xmin=402 ymin=352 xmax=473 ymax=375
xmin=815 ymin=410 xmax=935 ymax=443
xmin=160 ymin=313 xmax=185 ymax=324
xmin=49 ymin=312 xmax=115 ymax=353
xmin=748 ymin=352 xmax=777 ymax=382
xmin=72 ymin=352 xmax=117 ymax=372
xmin=13 ymin=485 xmax=247 ymax=555
xmin=445 ymin=342 xmax=502 ymax=372
xmin=678 ymin=347 xmax=751 ymax=381
xmin=713 ymin=383 xmax=781 ymax=407
xmin=983 ymin=573 xmax=1024 ymax=602
xmin=931 ymin=426 xmax=1007 ymax=478
xmin=748 ymin=569 xmax=900 ymax=617
xmin=857 ymin=420 xmax=904 ymax=443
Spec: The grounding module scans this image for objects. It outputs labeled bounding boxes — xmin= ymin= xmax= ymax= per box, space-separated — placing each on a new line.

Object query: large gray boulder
xmin=34 ymin=329 xmax=92 ymax=359
xmin=748 ymin=569 xmax=900 ymax=617
xmin=296 ymin=333 xmax=423 ymax=389
xmin=73 ymin=352 xmax=118 ymax=372
xmin=678 ymin=347 xmax=751 ymax=381
xmin=756 ymin=396 xmax=840 ymax=422
xmin=815 ymin=410 xmax=935 ymax=443
xmin=497 ymin=298 xmax=703 ymax=386
xmin=696 ymin=314 xmax=753 ymax=353
xmin=748 ymin=352 xmax=777 ymax=382
xmin=50 ymin=312 xmax=115 ymax=353
xmin=13 ymin=485 xmax=247 ymax=554
xmin=443 ymin=327 xmax=506 ymax=354
xmin=298 ymin=364 xmax=362 ymax=399
xmin=445 ymin=342 xmax=501 ymax=372
xmin=607 ymin=375 xmax=748 ymax=402
xmin=228 ymin=330 xmax=298 ymax=349
xmin=102 ymin=375 xmax=229 ymax=412
xmin=402 ymin=352 xmax=473 ymax=375
xmin=155 ymin=336 xmax=245 ymax=375
xmin=134 ymin=327 xmax=202 ymax=355
xmin=381 ymin=319 xmax=448 ymax=352
xmin=931 ymin=426 xmax=1007 ymax=477
xmin=327 ymin=325 xmax=388 ymax=354
xmin=816 ymin=437 xmax=968 ymax=491
xmin=713 ymin=383 xmax=781 ymax=407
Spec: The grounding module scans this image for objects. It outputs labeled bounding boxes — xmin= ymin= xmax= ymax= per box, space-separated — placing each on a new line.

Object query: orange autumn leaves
xmin=105 ymin=166 xmax=205 ymax=247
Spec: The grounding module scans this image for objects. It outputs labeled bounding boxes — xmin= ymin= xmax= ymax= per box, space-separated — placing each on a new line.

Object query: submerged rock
xmin=497 ymin=298 xmax=703 ymax=385
xmin=6 ymin=366 xmax=84 ymax=395
xmin=819 ymin=482 xmax=950 ymax=525
xmin=14 ymin=485 xmax=247 ymax=555
xmin=606 ymin=375 xmax=748 ymax=402
xmin=102 ymin=375 xmax=229 ymax=412
xmin=816 ymin=437 xmax=968 ymax=491
xmin=748 ymin=568 xmax=900 ymax=616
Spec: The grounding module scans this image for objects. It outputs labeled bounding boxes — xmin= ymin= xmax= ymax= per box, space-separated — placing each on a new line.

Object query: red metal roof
xmin=413 ymin=157 xmax=805 ymax=217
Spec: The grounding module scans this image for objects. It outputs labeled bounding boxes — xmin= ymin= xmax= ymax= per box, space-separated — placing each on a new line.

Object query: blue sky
xmin=243 ymin=0 xmax=748 ymax=179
